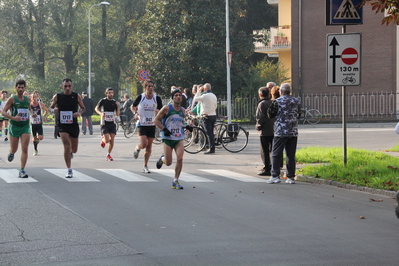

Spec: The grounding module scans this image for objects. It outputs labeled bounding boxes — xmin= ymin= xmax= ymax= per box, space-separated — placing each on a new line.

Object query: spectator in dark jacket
xmin=81 ymin=91 xmax=94 ymax=135
xmin=255 ymin=85 xmax=274 ymax=176
xmin=121 ymin=93 xmax=133 ymax=123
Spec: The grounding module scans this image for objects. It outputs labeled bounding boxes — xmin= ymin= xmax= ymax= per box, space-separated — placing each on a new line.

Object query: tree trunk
xmin=64 ymin=44 xmax=77 ymax=74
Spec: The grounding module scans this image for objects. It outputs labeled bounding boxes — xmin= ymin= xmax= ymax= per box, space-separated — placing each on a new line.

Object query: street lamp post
xmin=88 ymin=1 xmax=110 ymax=99
xmin=225 ymin=0 xmax=232 ymax=124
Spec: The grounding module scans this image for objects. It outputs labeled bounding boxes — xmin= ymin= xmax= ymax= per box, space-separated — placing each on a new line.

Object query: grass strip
xmin=296 ymin=146 xmax=399 ymax=191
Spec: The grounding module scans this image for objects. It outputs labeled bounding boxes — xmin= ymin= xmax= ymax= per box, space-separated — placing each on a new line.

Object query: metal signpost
xmin=326 ymin=0 xmax=362 ymax=166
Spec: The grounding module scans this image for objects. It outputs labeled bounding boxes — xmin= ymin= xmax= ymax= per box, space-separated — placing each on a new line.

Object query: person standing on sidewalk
xmin=255 ymin=85 xmax=274 ymax=176
xmin=121 ymin=93 xmax=133 ymax=124
xmin=267 ymin=83 xmax=301 ymax=184
xmin=50 ymin=78 xmax=86 ymax=178
xmin=95 ymin=87 xmax=120 ymax=161
xmin=193 ymin=83 xmax=217 ymax=154
xmin=81 ymin=91 xmax=94 ymax=135
xmin=1 ymin=80 xmax=32 ymax=178
xmin=154 ymin=88 xmax=191 ymax=189
xmin=131 ymin=80 xmax=163 ymax=173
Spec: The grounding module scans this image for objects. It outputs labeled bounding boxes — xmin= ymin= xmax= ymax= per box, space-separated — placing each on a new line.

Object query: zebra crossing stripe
xmin=97 ymin=169 xmax=158 ymax=182
xmin=154 ymin=169 xmax=214 ymax=182
xmin=44 ymin=169 xmax=100 ymax=182
xmin=199 ymin=169 xmax=268 ymax=182
xmin=0 ymin=169 xmax=38 ymax=183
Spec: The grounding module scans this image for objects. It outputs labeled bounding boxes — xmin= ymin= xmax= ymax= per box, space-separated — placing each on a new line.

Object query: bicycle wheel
xmin=213 ymin=122 xmax=225 ymax=146
xmin=124 ymin=120 xmax=136 ymax=138
xmin=299 ymin=109 xmax=306 ymax=124
xmin=184 ymin=126 xmax=207 ymax=154
xmin=220 ymin=126 xmax=249 ymax=153
xmin=153 ymin=126 xmax=162 ymax=145
xmin=306 ymin=109 xmax=321 ymax=124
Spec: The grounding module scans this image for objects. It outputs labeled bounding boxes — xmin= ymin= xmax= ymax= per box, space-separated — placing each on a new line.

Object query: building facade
xmin=255 ymin=0 xmax=397 ymax=122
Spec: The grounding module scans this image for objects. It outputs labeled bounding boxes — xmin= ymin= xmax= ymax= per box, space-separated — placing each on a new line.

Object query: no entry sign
xmin=341 ymin=48 xmax=358 ymax=65
xmin=327 ymin=33 xmax=361 ymax=86
xmin=138 ymin=70 xmax=150 ymax=81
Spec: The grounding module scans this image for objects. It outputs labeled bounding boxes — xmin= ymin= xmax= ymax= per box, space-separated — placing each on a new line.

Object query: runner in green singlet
xmin=1 ymin=80 xmax=33 ymax=178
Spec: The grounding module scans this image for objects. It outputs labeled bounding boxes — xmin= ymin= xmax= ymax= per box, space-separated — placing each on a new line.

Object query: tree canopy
xmin=130 ymin=0 xmax=277 ymax=96
xmin=0 ymin=0 xmax=277 ymax=102
xmin=361 ymin=0 xmax=399 ymax=25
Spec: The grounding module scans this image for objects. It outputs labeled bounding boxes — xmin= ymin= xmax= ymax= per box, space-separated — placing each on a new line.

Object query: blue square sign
xmin=329 ymin=0 xmax=363 ymax=25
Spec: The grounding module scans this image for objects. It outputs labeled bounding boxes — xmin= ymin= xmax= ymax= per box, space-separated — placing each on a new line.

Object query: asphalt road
xmin=0 ymin=123 xmax=398 ymax=266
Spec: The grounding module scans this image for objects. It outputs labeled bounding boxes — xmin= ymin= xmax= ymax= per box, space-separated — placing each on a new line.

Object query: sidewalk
xmin=298 ymin=121 xmax=397 ymax=128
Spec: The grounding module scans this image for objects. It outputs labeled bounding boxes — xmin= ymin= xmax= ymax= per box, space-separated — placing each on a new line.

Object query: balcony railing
xmin=254 ymin=25 xmax=291 ymax=52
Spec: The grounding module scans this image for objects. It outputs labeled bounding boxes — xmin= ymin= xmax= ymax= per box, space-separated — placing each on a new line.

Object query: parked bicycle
xmin=123 ymin=118 xmax=137 ymax=138
xmin=153 ymin=126 xmax=162 ymax=145
xmin=184 ymin=115 xmax=249 ymax=153
xmin=115 ymin=115 xmax=128 ymax=132
xmin=114 ymin=115 xmax=140 ymax=139
xmin=300 ymin=106 xmax=321 ymax=124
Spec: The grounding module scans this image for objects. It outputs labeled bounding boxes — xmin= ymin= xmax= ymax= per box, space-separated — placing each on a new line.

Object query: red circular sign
xmin=138 ymin=70 xmax=150 ymax=81
xmin=341 ymin=48 xmax=358 ymax=65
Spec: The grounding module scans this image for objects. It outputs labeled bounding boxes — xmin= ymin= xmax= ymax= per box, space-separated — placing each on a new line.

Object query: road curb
xmin=297 ymin=175 xmax=397 ymax=198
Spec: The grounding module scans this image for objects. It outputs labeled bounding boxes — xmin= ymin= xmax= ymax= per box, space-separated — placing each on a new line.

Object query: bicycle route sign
xmin=327 ymin=33 xmax=361 ymax=86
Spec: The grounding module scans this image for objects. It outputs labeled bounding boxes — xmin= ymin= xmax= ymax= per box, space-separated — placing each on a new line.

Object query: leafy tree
xmin=0 ymin=0 xmax=87 ymax=98
xmin=0 ymin=0 xmax=50 ymax=79
xmin=0 ymin=0 xmax=146 ymax=103
xmin=131 ymin=0 xmax=256 ymax=96
xmin=92 ymin=0 xmax=147 ymax=99
xmin=47 ymin=0 xmax=85 ymax=75
xmin=246 ymin=58 xmax=289 ymax=96
xmin=361 ymin=0 xmax=399 ymax=25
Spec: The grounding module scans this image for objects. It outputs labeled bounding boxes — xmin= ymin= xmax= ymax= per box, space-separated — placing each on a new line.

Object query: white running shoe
xmin=18 ymin=170 xmax=28 ymax=178
xmin=266 ymin=177 xmax=281 ymax=184
xmin=133 ymin=149 xmax=140 ymax=159
xmin=285 ymin=178 xmax=295 ymax=184
xmin=142 ymin=166 xmax=151 ymax=173
xmin=66 ymin=169 xmax=73 ymax=178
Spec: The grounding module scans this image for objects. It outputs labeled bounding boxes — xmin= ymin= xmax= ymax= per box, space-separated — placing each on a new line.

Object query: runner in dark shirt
xmin=95 ymin=87 xmax=120 ymax=161
xmin=50 ymin=78 xmax=85 ymax=178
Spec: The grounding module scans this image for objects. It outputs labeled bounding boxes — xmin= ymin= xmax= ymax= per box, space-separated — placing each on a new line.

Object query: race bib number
xmin=17 ymin=109 xmax=29 ymax=121
xmin=60 ymin=111 xmax=73 ymax=124
xmin=31 ymin=115 xmax=41 ymax=124
xmin=170 ymin=127 xmax=182 ymax=137
xmin=145 ymin=117 xmax=153 ymax=124
xmin=104 ymin=112 xmax=115 ymax=122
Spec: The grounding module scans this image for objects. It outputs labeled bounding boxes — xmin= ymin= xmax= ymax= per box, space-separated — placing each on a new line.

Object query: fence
xmin=162 ymin=91 xmax=398 ymax=123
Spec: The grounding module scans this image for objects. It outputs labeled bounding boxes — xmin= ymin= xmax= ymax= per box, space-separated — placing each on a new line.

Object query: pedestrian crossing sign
xmin=326 ymin=0 xmax=363 ymax=25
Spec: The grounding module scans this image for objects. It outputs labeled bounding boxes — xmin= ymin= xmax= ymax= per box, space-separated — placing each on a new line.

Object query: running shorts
xmin=9 ymin=124 xmax=31 ymax=138
xmin=101 ymin=123 xmax=117 ymax=135
xmin=138 ymin=125 xmax=156 ymax=138
xmin=58 ymin=124 xmax=80 ymax=138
